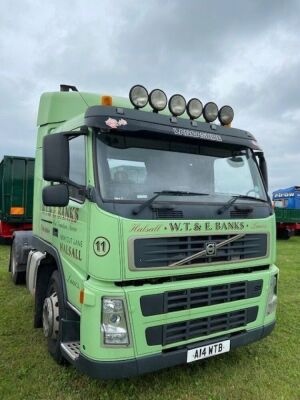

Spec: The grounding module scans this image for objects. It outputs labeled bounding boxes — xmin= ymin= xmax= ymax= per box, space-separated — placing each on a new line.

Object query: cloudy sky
xmin=1 ymin=0 xmax=299 ymax=194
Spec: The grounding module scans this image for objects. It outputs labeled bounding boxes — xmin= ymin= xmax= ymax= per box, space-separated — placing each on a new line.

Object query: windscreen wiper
xmin=132 ymin=190 xmax=209 ymax=215
xmin=217 ymin=194 xmax=269 ymax=215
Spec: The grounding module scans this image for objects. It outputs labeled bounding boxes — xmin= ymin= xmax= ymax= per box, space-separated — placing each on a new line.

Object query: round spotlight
xmin=218 ymin=105 xmax=234 ymax=126
xmin=187 ymin=98 xmax=203 ymax=119
xmin=149 ymin=89 xmax=167 ymax=112
xmin=168 ymin=94 xmax=186 ymax=117
xmin=129 ymin=85 xmax=148 ymax=109
xmin=203 ymin=102 xmax=218 ymax=123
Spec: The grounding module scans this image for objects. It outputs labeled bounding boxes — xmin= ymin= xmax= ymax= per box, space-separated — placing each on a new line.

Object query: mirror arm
xmin=62 ymin=126 xmax=89 ymax=139
xmin=64 ymin=179 xmax=93 ymax=201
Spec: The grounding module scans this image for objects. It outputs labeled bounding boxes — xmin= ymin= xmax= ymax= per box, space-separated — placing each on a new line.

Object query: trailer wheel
xmin=9 ymin=240 xmax=26 ymax=284
xmin=43 ymin=270 xmax=67 ymax=364
xmin=282 ymin=229 xmax=292 ymax=240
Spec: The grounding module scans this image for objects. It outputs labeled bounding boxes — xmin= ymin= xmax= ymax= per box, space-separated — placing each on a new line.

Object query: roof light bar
xmin=128 ymin=86 xmax=234 ymax=125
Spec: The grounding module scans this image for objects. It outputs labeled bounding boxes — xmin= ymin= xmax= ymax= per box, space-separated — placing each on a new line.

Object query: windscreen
xmin=95 ymin=132 xmax=267 ymax=203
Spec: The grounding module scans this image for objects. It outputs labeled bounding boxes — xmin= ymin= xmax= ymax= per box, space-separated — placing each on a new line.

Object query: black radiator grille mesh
xmin=140 ymin=279 xmax=263 ymax=316
xmin=134 ymin=234 xmax=267 ymax=268
xmin=146 ymin=306 xmax=258 ymax=346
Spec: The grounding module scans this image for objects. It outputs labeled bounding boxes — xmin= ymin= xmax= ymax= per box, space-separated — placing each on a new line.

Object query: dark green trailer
xmin=0 ymin=156 xmax=34 ymax=239
xmin=274 ymin=207 xmax=300 ymax=239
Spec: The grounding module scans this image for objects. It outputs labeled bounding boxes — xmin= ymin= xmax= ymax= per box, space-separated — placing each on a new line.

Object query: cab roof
xmin=37 ymin=91 xmax=203 ymax=127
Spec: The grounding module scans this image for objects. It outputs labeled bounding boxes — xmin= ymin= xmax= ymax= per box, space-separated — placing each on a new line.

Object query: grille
xmin=230 ymin=208 xmax=253 ymax=218
xmin=152 ymin=208 xmax=184 ymax=219
xmin=146 ymin=306 xmax=258 ymax=346
xmin=140 ymin=279 xmax=263 ymax=316
xmin=134 ymin=234 xmax=267 ymax=268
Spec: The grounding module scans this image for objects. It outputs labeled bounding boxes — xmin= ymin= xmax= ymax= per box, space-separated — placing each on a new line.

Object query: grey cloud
xmin=228 ymin=61 xmax=300 ymax=118
xmin=0 ymin=0 xmax=300 ymax=194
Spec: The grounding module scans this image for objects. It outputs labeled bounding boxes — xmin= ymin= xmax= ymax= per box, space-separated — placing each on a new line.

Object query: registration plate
xmin=187 ymin=340 xmax=230 ymax=363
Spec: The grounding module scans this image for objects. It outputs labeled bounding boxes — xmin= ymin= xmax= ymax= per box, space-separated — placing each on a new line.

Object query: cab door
xmin=57 ymin=134 xmax=89 ymax=308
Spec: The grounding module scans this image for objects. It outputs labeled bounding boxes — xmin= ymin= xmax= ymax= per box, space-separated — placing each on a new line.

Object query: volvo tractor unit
xmin=10 ymin=84 xmax=278 ymax=379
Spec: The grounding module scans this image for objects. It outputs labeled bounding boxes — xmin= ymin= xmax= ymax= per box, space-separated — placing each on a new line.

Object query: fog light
xmin=218 ymin=105 xmax=234 ymax=126
xmin=129 ymin=85 xmax=148 ymax=109
xmin=149 ymin=89 xmax=167 ymax=112
xmin=102 ymin=298 xmax=130 ymax=345
xmin=168 ymin=94 xmax=186 ymax=117
xmin=203 ymin=102 xmax=218 ymax=122
xmin=187 ymin=98 xmax=203 ymax=119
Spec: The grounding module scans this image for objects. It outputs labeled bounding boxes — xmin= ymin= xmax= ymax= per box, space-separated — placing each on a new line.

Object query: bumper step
xmin=61 ymin=341 xmax=80 ymax=361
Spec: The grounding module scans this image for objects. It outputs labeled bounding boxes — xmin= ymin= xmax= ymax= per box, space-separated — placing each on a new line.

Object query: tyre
xmin=282 ymin=229 xmax=292 ymax=240
xmin=42 ymin=270 xmax=67 ymax=364
xmin=9 ymin=240 xmax=26 ymax=284
xmin=277 ymin=228 xmax=293 ymax=240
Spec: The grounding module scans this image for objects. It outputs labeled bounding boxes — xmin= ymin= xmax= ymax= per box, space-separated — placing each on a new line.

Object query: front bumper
xmin=76 ymin=320 xmax=275 ymax=380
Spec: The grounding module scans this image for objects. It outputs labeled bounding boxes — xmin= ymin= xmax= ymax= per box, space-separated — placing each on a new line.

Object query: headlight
xmin=102 ymin=298 xmax=130 ymax=345
xmin=203 ymin=102 xmax=218 ymax=122
xmin=266 ymin=274 xmax=278 ymax=315
xmin=149 ymin=89 xmax=167 ymax=112
xmin=129 ymin=85 xmax=148 ymax=109
xmin=168 ymin=94 xmax=186 ymax=116
xmin=186 ymin=98 xmax=203 ymax=119
xmin=218 ymin=105 xmax=234 ymax=126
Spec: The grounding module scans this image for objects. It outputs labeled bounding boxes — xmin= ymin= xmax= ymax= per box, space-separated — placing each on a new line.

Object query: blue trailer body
xmin=272 ymin=186 xmax=300 ymax=209
xmin=272 ymin=186 xmax=300 ymax=239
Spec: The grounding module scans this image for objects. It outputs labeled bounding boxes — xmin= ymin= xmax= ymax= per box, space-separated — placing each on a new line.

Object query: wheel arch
xmin=32 ymin=236 xmax=68 ymax=328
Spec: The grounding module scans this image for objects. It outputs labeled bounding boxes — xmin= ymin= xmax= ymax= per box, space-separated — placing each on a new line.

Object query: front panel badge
xmin=205 ymin=242 xmax=217 ymax=256
xmin=93 ymin=237 xmax=110 ymax=257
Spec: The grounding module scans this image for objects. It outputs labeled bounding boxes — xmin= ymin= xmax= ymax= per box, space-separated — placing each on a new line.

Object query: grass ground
xmin=0 ymin=238 xmax=299 ymax=400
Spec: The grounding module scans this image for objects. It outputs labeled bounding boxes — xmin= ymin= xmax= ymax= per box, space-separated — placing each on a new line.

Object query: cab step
xmin=61 ymin=341 xmax=80 ymax=361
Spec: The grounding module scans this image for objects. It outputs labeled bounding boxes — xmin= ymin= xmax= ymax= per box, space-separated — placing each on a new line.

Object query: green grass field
xmin=0 ymin=239 xmax=299 ymax=400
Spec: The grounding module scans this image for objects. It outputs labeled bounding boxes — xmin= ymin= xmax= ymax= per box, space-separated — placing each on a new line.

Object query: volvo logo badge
xmin=205 ymin=242 xmax=217 ymax=256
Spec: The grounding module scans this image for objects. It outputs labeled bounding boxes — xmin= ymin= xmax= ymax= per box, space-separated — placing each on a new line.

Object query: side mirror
xmin=43 ymin=133 xmax=69 ymax=182
xmin=257 ymin=153 xmax=268 ymax=192
xmin=227 ymin=156 xmax=244 ymax=168
xmin=42 ymin=184 xmax=69 ymax=207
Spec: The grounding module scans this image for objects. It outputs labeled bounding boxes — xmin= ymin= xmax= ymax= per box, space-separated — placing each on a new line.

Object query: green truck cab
xmin=10 ymin=84 xmax=278 ymax=379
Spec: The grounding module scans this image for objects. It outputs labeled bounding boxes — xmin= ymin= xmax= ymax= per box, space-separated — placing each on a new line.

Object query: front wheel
xmin=42 ymin=270 xmax=67 ymax=364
